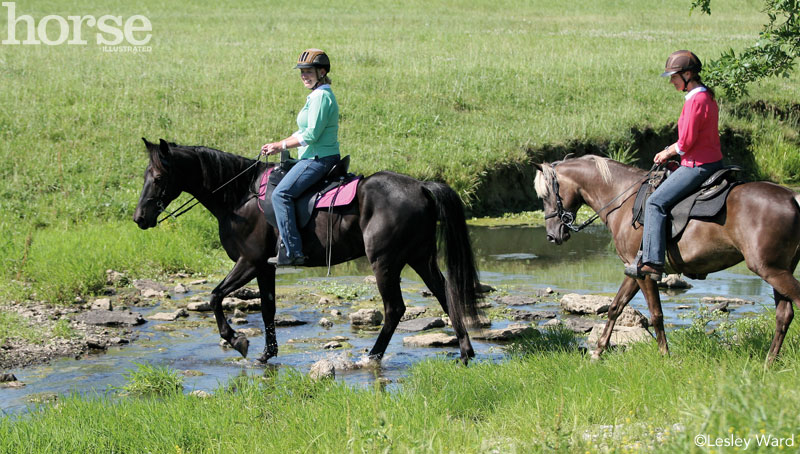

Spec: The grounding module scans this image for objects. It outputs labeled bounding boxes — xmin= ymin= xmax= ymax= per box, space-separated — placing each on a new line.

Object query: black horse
xmin=134 ymin=139 xmax=480 ymax=364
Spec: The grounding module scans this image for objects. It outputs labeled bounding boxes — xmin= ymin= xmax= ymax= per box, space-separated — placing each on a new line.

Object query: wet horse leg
xmin=639 ymin=276 xmax=668 ymax=355
xmin=209 ymin=258 xmax=258 ymax=358
xmin=367 ymin=259 xmax=405 ymax=361
xmin=256 ymin=266 xmax=278 ymax=363
xmin=410 ymin=255 xmax=474 ymax=362
xmin=592 ymin=276 xmax=640 ymax=360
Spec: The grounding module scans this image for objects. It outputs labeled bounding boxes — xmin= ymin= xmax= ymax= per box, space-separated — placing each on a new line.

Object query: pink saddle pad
xmin=315 ymin=178 xmax=360 ymax=208
xmin=257 ymin=168 xmax=359 ymax=211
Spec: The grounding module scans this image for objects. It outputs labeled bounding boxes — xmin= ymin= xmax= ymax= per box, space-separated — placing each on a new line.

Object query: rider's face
xmin=300 ymin=68 xmax=321 ymax=89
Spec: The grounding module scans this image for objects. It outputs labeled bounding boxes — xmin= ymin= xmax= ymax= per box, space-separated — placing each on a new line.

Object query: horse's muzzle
xmin=546 ymin=225 xmax=571 ymax=245
xmin=133 ymin=210 xmax=157 ymax=229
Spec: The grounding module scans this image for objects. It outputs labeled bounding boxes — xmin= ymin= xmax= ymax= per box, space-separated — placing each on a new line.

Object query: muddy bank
xmin=0 ymin=301 xmax=136 ymax=371
xmin=468 ymin=123 xmax=759 ymax=216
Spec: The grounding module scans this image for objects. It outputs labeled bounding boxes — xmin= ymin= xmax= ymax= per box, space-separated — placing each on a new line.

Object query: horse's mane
xmin=534 ymin=155 xmax=614 ymax=199
xmin=167 ymin=143 xmax=263 ymax=207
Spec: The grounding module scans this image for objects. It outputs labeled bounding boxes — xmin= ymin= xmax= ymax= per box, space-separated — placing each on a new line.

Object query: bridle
xmin=543 ymin=164 xmax=600 ymax=232
xmin=154 ymin=152 xmax=264 ymax=225
xmin=543 ymin=161 xmax=658 ymax=233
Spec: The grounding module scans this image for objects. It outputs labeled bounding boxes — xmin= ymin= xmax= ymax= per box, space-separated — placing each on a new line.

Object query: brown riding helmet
xmin=661 ymin=50 xmax=702 ymax=77
xmin=295 ymin=48 xmax=330 ymax=73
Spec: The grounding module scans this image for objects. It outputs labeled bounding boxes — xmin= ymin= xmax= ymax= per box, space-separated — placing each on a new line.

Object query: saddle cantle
xmin=632 ymin=165 xmax=743 ymax=238
xmin=256 ymin=155 xmax=361 ymax=230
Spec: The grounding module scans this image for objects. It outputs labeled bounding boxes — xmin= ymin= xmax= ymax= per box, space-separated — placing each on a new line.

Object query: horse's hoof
xmin=231 ymin=334 xmax=250 ymax=358
xmin=257 ymin=347 xmax=278 ymax=364
xmin=590 ymin=351 xmax=602 ymax=362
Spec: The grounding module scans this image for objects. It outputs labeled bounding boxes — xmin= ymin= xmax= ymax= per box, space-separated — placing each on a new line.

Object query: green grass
xmin=118 ymin=362 xmax=184 ymax=397
xmin=1 ymin=0 xmax=798 ymax=302
xmin=1 ymin=312 xmax=798 ymax=453
xmin=0 ymin=312 xmax=43 ymax=346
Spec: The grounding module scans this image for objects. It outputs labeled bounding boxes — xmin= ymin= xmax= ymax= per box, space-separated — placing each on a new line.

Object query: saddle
xmin=256 ymin=153 xmax=361 ymax=230
xmin=632 ymin=165 xmax=743 ymax=238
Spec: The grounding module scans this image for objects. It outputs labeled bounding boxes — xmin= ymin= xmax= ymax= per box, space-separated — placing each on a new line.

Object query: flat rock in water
xmin=222 ymin=297 xmax=261 ymax=311
xmin=403 ymin=332 xmax=458 ymax=347
xmin=701 ymin=296 xmax=754 ymax=306
xmin=230 ymin=287 xmax=260 ymax=300
xmin=400 ymin=306 xmax=427 ymax=321
xmin=187 ymin=301 xmax=212 ymax=311
xmin=509 ymin=309 xmax=558 ymax=321
xmin=0 ymin=373 xmax=17 ymax=383
xmin=614 ymin=306 xmax=649 ymax=328
xmin=587 ymin=325 xmax=653 ymax=347
xmin=309 ymin=359 xmax=335 ymax=380
xmin=275 ymin=315 xmax=306 ymax=326
xmin=148 ymin=309 xmax=188 ymax=322
xmin=397 ymin=317 xmax=445 ymax=332
xmin=323 ymin=341 xmax=342 ymax=349
xmin=560 ymin=294 xmax=611 ymax=315
xmin=473 ymin=324 xmax=535 ymax=341
xmin=238 ymin=328 xmax=262 ymax=337
xmin=658 ymin=274 xmax=692 ymax=289
xmin=496 ymin=295 xmax=538 ymax=306
xmin=75 ymin=310 xmax=145 ymax=326
xmin=563 ymin=317 xmax=598 ymax=333
xmin=174 ymin=283 xmax=189 ymax=294
xmin=349 ymin=308 xmax=383 ymax=326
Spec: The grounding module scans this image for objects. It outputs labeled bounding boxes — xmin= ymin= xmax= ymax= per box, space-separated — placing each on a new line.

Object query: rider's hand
xmin=261 ymin=142 xmax=282 ymax=156
xmin=654 ymin=146 xmax=675 ymax=165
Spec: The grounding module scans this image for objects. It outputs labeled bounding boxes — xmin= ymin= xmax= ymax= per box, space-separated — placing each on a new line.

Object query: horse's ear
xmin=152 ymin=138 xmax=171 ymax=170
xmin=533 ymin=163 xmax=543 ymax=171
xmin=142 ymin=137 xmax=155 ymax=150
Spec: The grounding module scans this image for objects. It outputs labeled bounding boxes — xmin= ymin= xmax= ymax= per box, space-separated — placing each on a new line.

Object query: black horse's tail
xmin=422 ymin=181 xmax=480 ymax=329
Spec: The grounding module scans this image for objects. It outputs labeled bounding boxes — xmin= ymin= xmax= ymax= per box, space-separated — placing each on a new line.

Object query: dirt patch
xmin=0 ymin=301 xmax=137 ymax=371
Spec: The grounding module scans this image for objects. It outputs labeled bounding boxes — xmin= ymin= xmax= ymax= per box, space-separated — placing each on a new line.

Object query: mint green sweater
xmin=292 ymin=85 xmax=340 ymax=160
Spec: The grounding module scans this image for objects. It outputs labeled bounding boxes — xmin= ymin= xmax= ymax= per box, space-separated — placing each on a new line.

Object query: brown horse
xmin=534 ymin=155 xmax=800 ymax=364
xmin=134 ymin=139 xmax=480 ymax=364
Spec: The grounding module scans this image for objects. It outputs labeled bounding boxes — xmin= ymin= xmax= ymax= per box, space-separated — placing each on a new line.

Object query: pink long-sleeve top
xmin=676 ymin=87 xmax=722 ymax=167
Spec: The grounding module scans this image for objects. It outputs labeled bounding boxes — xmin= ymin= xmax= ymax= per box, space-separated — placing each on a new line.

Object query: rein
xmin=157 ymin=152 xmax=265 ymax=224
xmin=545 ymin=162 xmax=659 ymax=232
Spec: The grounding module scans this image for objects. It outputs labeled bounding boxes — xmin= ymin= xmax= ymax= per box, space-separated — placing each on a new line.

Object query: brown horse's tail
xmin=422 ymin=182 xmax=480 ymax=329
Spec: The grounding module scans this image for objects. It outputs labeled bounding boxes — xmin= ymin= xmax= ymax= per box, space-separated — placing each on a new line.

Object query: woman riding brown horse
xmin=535 ymin=155 xmax=800 ymax=364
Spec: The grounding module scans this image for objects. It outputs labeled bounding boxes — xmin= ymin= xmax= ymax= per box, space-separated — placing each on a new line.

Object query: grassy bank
xmin=2 ymin=0 xmax=799 ymax=303
xmin=1 ymin=311 xmax=798 ymax=453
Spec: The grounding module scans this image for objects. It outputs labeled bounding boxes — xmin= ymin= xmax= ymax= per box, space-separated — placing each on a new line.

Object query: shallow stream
xmin=2 ymin=225 xmax=772 ymax=414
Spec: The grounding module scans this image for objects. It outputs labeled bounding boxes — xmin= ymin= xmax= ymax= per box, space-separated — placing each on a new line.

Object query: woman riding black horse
xmin=261 ymin=48 xmax=340 ymax=267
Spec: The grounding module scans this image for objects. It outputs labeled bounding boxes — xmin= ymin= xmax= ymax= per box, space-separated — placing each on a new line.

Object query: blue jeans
xmin=642 ymin=161 xmax=723 ymax=266
xmin=271 ymin=155 xmax=340 ymax=258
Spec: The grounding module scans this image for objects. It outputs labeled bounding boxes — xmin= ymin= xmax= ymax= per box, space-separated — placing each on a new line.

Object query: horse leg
xmin=639 ymin=276 xmax=668 ymax=355
xmin=410 ymin=255 xmax=475 ymax=362
xmin=367 ymin=260 xmax=405 ymax=361
xmin=256 ymin=266 xmax=278 ymax=363
xmin=209 ymin=258 xmax=259 ymax=358
xmin=751 ymin=266 xmax=800 ymax=364
xmin=767 ymin=287 xmax=795 ymax=365
xmin=592 ymin=276 xmax=640 ymax=360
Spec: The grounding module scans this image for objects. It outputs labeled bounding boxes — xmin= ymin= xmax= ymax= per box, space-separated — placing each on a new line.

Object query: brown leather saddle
xmin=632 ymin=165 xmax=743 ymax=238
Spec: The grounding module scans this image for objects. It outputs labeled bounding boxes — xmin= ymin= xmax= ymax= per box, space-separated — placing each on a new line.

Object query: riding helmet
xmin=661 ymin=50 xmax=702 ymax=77
xmin=295 ymin=48 xmax=330 ymax=73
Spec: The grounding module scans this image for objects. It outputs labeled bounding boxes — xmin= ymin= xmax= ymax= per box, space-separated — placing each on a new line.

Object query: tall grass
xmin=1 ymin=0 xmax=798 ymax=303
xmin=1 ymin=311 xmax=797 ymax=453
